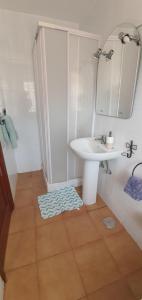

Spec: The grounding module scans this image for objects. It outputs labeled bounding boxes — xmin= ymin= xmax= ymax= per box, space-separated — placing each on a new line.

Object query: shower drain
xmin=102 ymin=217 xmax=116 ymax=229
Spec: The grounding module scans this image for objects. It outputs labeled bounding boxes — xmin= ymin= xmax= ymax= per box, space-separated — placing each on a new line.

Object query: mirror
xmin=95 ymin=23 xmax=141 ymax=119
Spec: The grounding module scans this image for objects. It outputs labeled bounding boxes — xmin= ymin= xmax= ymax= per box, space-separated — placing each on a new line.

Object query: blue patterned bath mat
xmin=38 ymin=186 xmax=83 ymax=219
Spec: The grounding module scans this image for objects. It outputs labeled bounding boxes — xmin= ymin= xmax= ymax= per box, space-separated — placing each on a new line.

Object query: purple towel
xmin=124 ymin=176 xmax=142 ymax=201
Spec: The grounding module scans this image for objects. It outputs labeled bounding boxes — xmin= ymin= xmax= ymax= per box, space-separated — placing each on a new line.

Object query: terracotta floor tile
xmin=14 ymin=188 xmax=34 ymax=208
xmin=5 ymin=229 xmax=36 ymax=271
xmin=86 ymin=195 xmax=106 ymax=212
xmin=62 ymin=205 xmax=86 ymax=219
xmin=35 ymin=207 xmax=63 ymax=227
xmin=87 ymin=280 xmax=135 ymax=300
xmin=89 ymin=207 xmax=123 ymax=237
xmin=74 ymin=240 xmax=120 ymax=294
xmin=65 ymin=214 xmax=101 ymax=248
xmin=75 ymin=186 xmax=82 ymax=191
xmin=75 ymin=186 xmax=82 ymax=197
xmin=32 ymin=185 xmax=47 ymax=199
xmin=38 ymin=251 xmax=85 ymax=300
xmin=16 ymin=173 xmax=32 ymax=189
xmin=6 ymin=170 xmax=142 ymax=299
xmin=36 ymin=221 xmax=71 ymax=260
xmin=31 ymin=176 xmax=46 ymax=188
xmin=32 ymin=188 xmax=48 ymax=208
xmin=4 ymin=264 xmax=39 ymax=300
xmin=126 ymin=268 xmax=142 ymax=299
xmin=105 ymin=231 xmax=142 ymax=275
xmin=9 ymin=206 xmax=35 ymax=234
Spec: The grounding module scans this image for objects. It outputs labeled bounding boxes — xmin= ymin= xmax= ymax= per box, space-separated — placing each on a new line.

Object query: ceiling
xmin=0 ymin=0 xmax=97 ymax=25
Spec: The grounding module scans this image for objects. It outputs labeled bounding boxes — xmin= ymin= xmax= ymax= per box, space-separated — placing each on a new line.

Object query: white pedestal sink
xmin=70 ymin=138 xmax=122 ymax=205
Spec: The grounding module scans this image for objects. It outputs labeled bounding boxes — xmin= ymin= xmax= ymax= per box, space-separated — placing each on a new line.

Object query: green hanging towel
xmin=2 ymin=115 xmax=18 ymax=148
xmin=1 ymin=123 xmax=11 ymax=146
xmin=0 ymin=124 xmax=6 ymax=147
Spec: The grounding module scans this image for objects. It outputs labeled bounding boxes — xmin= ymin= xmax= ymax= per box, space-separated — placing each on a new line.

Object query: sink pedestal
xmin=82 ymin=160 xmax=99 ymax=205
xmin=70 ymin=137 xmax=122 ymax=205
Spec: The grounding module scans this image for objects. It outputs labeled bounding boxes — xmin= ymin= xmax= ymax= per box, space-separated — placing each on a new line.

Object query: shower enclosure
xmin=33 ymin=22 xmax=100 ymax=191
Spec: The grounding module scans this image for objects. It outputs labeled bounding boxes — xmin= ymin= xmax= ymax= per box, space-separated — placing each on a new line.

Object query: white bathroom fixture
xmin=70 ymin=137 xmax=122 ymax=205
xmin=33 ymin=22 xmax=100 ymax=191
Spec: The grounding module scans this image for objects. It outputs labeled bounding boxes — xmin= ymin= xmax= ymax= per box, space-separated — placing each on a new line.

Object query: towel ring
xmin=132 ymin=162 xmax=142 ymax=176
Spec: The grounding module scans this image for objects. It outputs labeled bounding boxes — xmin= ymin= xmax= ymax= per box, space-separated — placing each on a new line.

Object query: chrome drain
xmin=102 ymin=217 xmax=116 ymax=229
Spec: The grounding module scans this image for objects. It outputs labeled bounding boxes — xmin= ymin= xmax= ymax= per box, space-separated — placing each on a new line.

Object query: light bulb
xmin=123 ymin=35 xmax=130 ymax=43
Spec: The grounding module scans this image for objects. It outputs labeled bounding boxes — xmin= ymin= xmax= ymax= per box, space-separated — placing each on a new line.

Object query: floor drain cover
xmin=102 ymin=217 xmax=116 ymax=229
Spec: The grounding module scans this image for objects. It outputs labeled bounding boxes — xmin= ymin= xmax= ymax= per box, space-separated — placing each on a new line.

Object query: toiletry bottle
xmin=106 ymin=131 xmax=114 ymax=150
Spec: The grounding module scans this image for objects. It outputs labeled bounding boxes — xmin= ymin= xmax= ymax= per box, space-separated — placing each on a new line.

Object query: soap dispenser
xmin=106 ymin=131 xmax=114 ymax=150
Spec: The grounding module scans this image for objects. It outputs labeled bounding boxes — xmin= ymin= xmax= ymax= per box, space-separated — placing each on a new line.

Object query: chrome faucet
xmin=95 ymin=135 xmax=106 ymax=144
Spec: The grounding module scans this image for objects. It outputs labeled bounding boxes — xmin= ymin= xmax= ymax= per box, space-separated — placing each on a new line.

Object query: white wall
xmin=0 ymin=9 xmax=79 ymax=174
xmin=81 ymin=0 xmax=142 ymax=248
xmin=80 ymin=0 xmax=142 ymax=39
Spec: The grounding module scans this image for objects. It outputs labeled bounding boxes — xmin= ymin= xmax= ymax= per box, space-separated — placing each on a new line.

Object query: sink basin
xmin=70 ymin=138 xmax=122 ymax=161
xmin=70 ymin=137 xmax=122 ymax=205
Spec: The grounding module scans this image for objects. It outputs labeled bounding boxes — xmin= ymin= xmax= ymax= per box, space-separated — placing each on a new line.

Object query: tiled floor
xmin=4 ymin=171 xmax=142 ymax=300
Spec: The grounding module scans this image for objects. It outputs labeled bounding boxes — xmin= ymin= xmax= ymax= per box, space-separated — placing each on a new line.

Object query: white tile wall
xmin=95 ymin=53 xmax=142 ymax=248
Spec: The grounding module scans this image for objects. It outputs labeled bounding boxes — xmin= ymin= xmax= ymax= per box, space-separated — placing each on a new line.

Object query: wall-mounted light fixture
xmin=119 ymin=32 xmax=141 ymax=46
xmin=93 ymin=48 xmax=114 ymax=60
